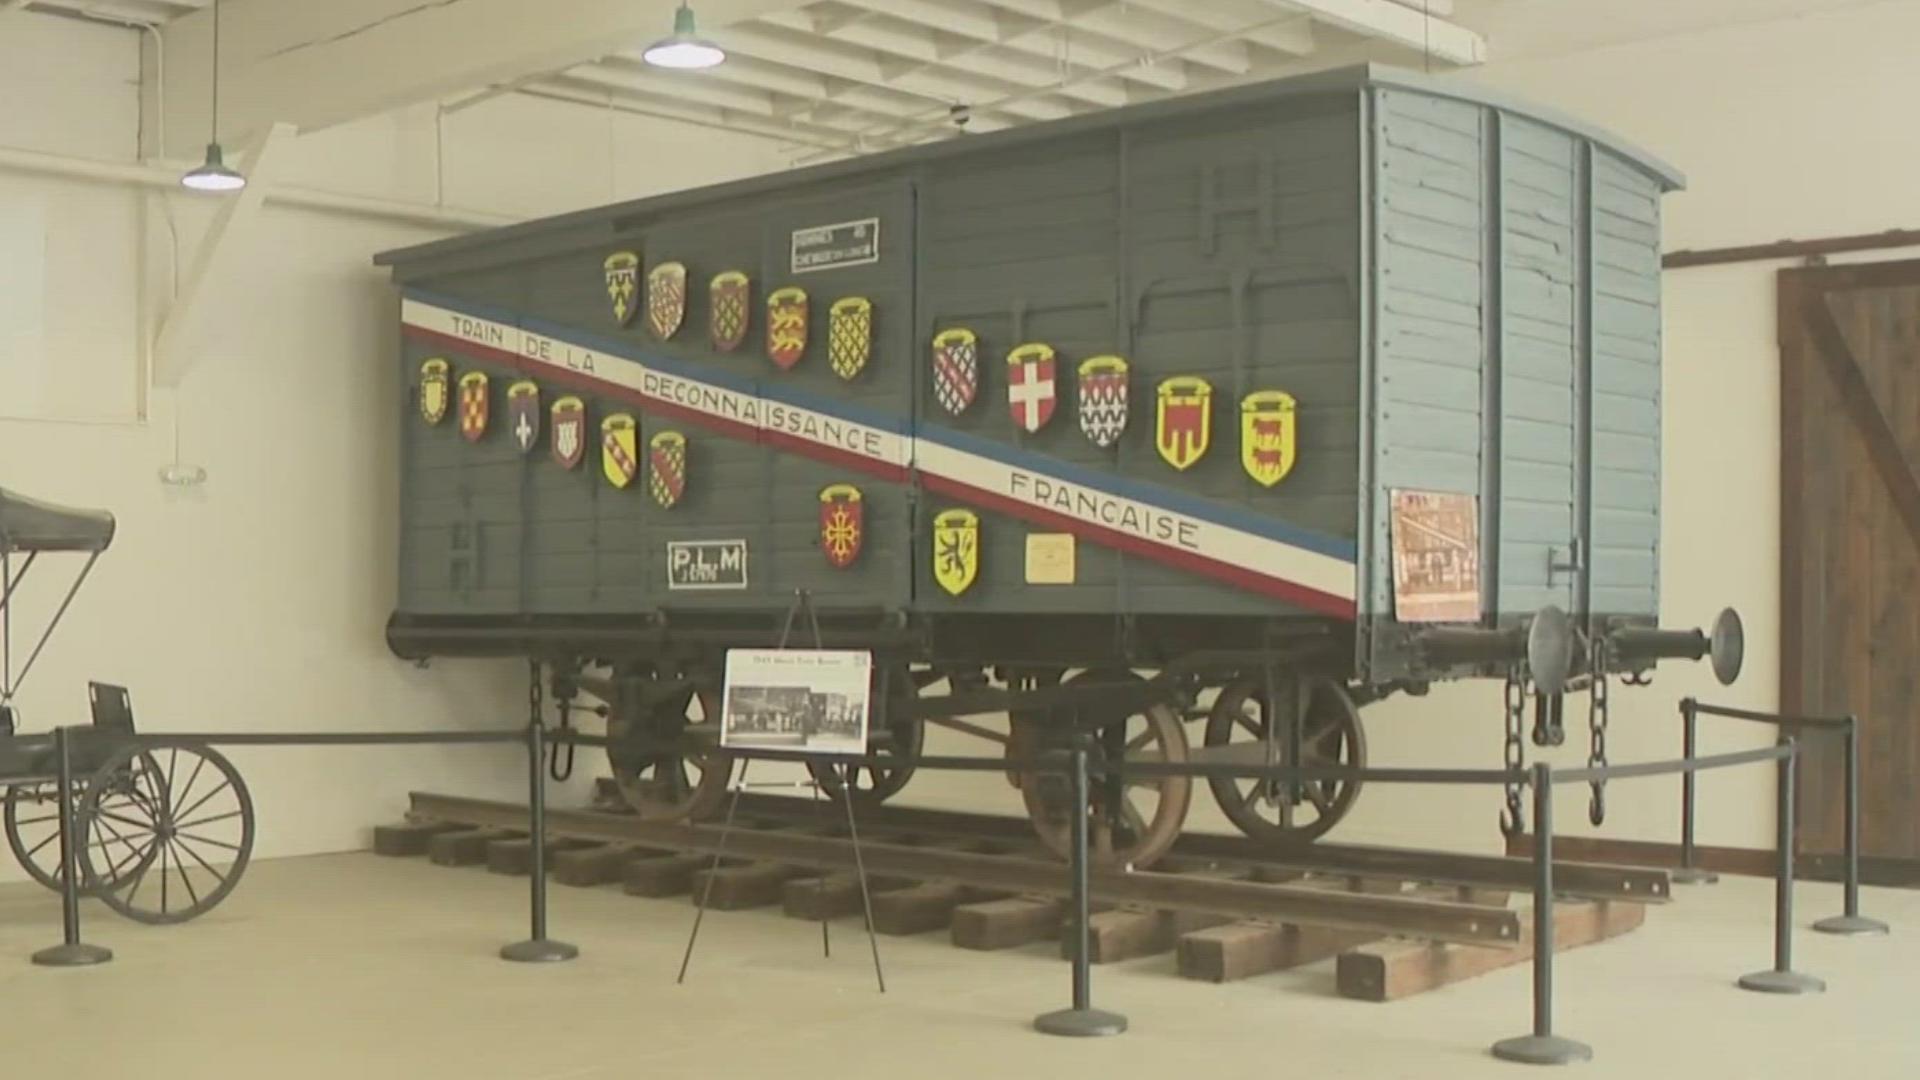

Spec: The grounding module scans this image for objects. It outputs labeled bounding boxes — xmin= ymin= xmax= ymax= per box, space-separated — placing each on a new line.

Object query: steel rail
xmin=407 ymin=792 xmax=1523 ymax=946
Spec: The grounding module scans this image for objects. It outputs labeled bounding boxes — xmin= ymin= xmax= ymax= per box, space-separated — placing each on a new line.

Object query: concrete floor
xmin=0 ymin=852 xmax=1913 ymax=1080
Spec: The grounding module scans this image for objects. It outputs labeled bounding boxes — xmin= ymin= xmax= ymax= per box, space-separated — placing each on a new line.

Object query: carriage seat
xmin=87 ymin=682 xmax=135 ymax=733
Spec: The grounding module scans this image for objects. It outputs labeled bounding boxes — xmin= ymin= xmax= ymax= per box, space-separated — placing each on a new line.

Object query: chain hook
xmin=1587 ymin=637 xmax=1610 ymax=826
xmin=1500 ymin=674 xmax=1528 ymax=838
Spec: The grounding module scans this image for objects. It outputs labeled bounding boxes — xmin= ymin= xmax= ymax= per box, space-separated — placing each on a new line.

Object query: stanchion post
xmin=501 ymin=721 xmax=578 ymax=963
xmin=1813 ymin=715 xmax=1889 ymax=936
xmin=1673 ymin=699 xmax=1718 ymax=885
xmin=1034 ymin=742 xmax=1126 ymax=1038
xmin=1739 ymin=738 xmax=1823 ymax=993
xmin=32 ymin=725 xmax=112 ymax=967
xmin=1492 ymin=763 xmax=1591 ymax=1065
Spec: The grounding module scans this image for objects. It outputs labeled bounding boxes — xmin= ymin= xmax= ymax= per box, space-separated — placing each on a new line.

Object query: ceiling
xmin=13 ymin=0 xmax=1892 ymax=163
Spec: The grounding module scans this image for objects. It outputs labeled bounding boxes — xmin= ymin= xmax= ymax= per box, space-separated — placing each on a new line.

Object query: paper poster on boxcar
xmin=1389 ymin=489 xmax=1481 ymax=624
xmin=720 ymin=649 xmax=873 ymax=756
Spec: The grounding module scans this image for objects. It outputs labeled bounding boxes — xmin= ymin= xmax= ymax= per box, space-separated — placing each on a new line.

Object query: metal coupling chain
xmin=1587 ymin=640 xmax=1611 ymax=826
xmin=1500 ymin=675 xmax=1528 ymax=837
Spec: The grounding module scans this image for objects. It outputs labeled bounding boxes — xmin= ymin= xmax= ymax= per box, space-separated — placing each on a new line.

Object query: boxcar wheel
xmin=607 ymin=683 xmax=733 ymax=821
xmin=808 ymin=666 xmax=922 ymax=805
xmin=6 ymin=773 xmax=158 ymax=893
xmin=1020 ymin=670 xmax=1191 ymax=869
xmin=77 ymin=741 xmax=255 ymax=925
xmin=1204 ymin=675 xmax=1365 ymax=844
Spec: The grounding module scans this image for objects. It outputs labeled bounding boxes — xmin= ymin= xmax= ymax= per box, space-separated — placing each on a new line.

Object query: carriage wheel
xmin=1019 ymin=670 xmax=1191 ymax=869
xmin=606 ymin=684 xmax=733 ymax=821
xmin=77 ymin=741 xmax=254 ymax=925
xmin=808 ymin=665 xmax=923 ymax=805
xmin=1204 ymin=675 xmax=1366 ymax=845
xmin=5 ymin=769 xmax=159 ymax=893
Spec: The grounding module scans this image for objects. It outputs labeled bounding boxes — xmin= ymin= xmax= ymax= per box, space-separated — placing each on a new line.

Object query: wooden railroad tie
xmin=1336 ymin=897 xmax=1644 ymax=1003
xmin=427 ymin=827 xmax=523 ymax=867
xmin=372 ymin=819 xmax=466 ymax=857
xmin=485 ymin=836 xmax=597 ymax=876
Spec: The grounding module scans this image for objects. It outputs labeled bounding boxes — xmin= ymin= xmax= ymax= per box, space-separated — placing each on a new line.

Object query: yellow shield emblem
xmin=601 ymin=414 xmax=639 ymax=489
xmin=767 ymin=286 xmax=809 ymax=369
xmin=932 ymin=508 xmax=979 ymax=597
xmin=1155 ymin=376 xmax=1213 ymax=471
xmin=647 ymin=260 xmax=687 ymax=340
xmin=604 ymin=251 xmax=640 ymax=326
xmin=418 ymin=358 xmax=450 ymax=425
xmin=709 ymin=270 xmax=750 ymax=352
xmin=828 ymin=297 xmax=872 ymax=381
xmin=1240 ymin=391 xmax=1297 ymax=487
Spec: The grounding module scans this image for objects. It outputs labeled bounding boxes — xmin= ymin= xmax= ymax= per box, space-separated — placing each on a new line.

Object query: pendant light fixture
xmin=181 ymin=0 xmax=245 ymax=192
xmin=642 ymin=2 xmax=726 ymax=70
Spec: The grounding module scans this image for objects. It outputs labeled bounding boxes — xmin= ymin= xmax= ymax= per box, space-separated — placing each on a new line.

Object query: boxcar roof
xmin=0 ymin=488 xmax=115 ymax=554
xmin=375 ymin=63 xmax=1682 ymax=273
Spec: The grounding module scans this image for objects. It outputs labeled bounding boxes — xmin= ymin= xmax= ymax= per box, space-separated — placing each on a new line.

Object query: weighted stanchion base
xmin=32 ymin=942 xmax=113 ymax=967
xmin=500 ymin=938 xmax=579 ymax=963
xmin=1490 ymin=1034 xmax=1593 ymax=1065
xmin=1033 ymin=1008 xmax=1127 ymax=1038
xmin=1671 ymin=866 xmax=1719 ymax=885
xmin=1737 ymin=969 xmax=1824 ymax=994
xmin=1812 ymin=914 xmax=1889 ymax=936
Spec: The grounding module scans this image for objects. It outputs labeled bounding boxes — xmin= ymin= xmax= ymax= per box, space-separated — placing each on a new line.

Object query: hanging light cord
xmin=210 ymin=0 xmax=221 ymax=144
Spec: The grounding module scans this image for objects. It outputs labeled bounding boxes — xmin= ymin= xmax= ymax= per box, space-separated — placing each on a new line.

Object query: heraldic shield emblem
xmin=932 ymin=508 xmax=979 ymax=596
xmin=1076 ymin=355 xmax=1129 ymax=448
xmin=828 ymin=297 xmax=872 ymax=381
xmin=647 ymin=260 xmax=687 ymax=340
xmin=507 ymin=381 xmax=540 ymax=455
xmin=766 ymin=286 xmax=809 ymax=369
xmin=601 ymin=413 xmax=639 ymax=489
xmin=604 ymin=251 xmax=640 ymax=326
xmin=458 ymin=371 xmax=490 ymax=442
xmin=1155 ymin=376 xmax=1213 ymax=471
xmin=709 ymin=271 xmax=750 ymax=352
xmin=819 ymin=484 xmax=863 ymax=569
xmin=1241 ymin=390 xmax=1298 ymax=487
xmin=931 ymin=328 xmax=978 ymax=416
xmin=551 ymin=396 xmax=586 ymax=470
xmin=1006 ymin=343 xmax=1058 ymax=434
xmin=418 ymin=358 xmax=450 ymax=425
xmin=648 ymin=431 xmax=687 ymax=509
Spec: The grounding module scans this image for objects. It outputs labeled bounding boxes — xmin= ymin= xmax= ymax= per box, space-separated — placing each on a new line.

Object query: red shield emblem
xmin=458 ymin=372 xmax=489 ymax=442
xmin=1006 ymin=343 xmax=1057 ymax=433
xmin=819 ymin=484 xmax=863 ymax=569
xmin=931 ymin=328 xmax=978 ymax=416
xmin=767 ymin=286 xmax=808 ymax=369
xmin=551 ymin=396 xmax=586 ymax=470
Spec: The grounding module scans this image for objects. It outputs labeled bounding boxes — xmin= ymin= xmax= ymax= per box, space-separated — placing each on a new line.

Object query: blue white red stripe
xmin=400 ymin=292 xmax=1357 ymax=618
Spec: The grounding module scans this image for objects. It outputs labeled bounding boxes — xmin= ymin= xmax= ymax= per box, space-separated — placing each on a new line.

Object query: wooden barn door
xmin=1780 ymin=259 xmax=1920 ymax=881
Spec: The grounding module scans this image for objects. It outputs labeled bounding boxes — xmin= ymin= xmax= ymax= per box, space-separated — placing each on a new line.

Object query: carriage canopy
xmin=0 ymin=488 xmax=116 ymax=555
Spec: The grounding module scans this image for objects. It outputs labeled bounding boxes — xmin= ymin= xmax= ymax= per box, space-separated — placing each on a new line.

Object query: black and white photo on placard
xmin=719 ymin=648 xmax=872 ymax=756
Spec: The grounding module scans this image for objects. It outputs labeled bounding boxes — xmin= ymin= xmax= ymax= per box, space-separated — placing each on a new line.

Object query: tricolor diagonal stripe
xmin=399 ymin=291 xmax=1357 ymax=618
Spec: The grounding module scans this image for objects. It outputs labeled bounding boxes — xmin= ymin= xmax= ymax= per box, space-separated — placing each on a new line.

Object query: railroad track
xmin=376 ymin=790 xmax=1654 ymax=1001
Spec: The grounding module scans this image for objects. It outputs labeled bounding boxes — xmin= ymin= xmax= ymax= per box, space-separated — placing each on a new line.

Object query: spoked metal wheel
xmin=606 ymin=683 xmax=733 ymax=821
xmin=1019 ymin=670 xmax=1192 ymax=870
xmin=1202 ymin=674 xmax=1366 ymax=845
xmin=77 ymin=741 xmax=255 ymax=925
xmin=5 ymin=771 xmax=158 ymax=893
xmin=808 ymin=665 xmax=925 ymax=806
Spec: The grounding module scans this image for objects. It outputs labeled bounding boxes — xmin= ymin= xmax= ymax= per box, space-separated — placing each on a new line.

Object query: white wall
xmin=0 ymin=10 xmax=795 ymax=879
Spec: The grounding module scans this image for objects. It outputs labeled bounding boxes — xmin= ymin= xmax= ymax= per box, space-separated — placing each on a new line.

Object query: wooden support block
xmin=372 ymin=820 xmax=463 ymax=856
xmin=952 ymin=897 xmax=1065 ymax=950
xmin=1080 ymin=907 xmax=1235 ymax=964
xmin=783 ymin=874 xmax=865 ymax=920
xmin=623 ymin=854 xmax=707 ymax=897
xmin=1176 ymin=920 xmax=1384 ymax=982
xmin=485 ymin=836 xmax=594 ymax=876
xmin=551 ymin=844 xmax=649 ymax=887
xmin=870 ymin=883 xmax=1000 ymax=935
xmin=427 ymin=828 xmax=520 ymax=867
xmin=1336 ymin=899 xmax=1646 ymax=1003
xmin=689 ymin=863 xmax=806 ymax=910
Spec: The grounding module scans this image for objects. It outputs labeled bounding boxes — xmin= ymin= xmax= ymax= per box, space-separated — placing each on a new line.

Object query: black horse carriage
xmin=0 ymin=487 xmax=254 ymax=923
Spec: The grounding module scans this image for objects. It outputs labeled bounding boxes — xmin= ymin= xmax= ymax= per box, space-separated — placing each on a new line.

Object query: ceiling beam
xmin=1261 ymin=0 xmax=1484 ymax=64
xmin=838 ymin=0 xmax=1189 ymax=93
xmin=143 ymin=0 xmax=796 ymax=159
